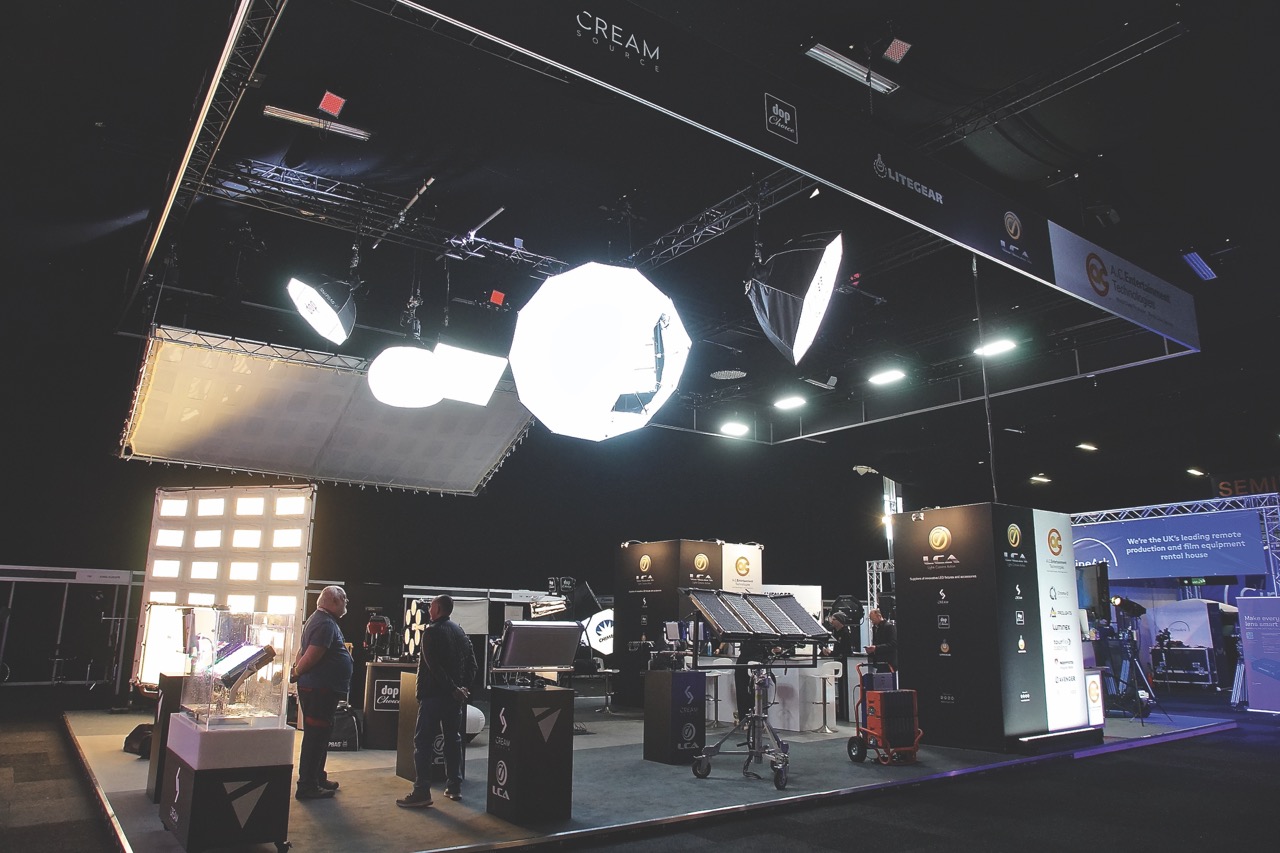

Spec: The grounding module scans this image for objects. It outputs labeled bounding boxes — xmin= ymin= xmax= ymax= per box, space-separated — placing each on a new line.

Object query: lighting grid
xmin=131 ymin=484 xmax=316 ymax=688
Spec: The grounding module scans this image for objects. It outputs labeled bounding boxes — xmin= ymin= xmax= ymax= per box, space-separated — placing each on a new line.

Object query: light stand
xmin=693 ymin=652 xmax=790 ymax=790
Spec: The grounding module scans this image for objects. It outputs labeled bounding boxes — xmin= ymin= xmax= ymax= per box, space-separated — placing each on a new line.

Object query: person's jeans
xmin=413 ymin=696 xmax=464 ymax=793
xmin=297 ymin=686 xmax=339 ymax=788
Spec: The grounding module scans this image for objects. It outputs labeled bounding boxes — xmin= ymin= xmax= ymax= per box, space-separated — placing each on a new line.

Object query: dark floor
xmin=3 ymin=683 xmax=1276 ymax=853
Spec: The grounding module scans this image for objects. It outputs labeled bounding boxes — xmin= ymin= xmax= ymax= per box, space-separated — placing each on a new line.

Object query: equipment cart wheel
xmin=848 ymin=735 xmax=867 ymax=763
xmin=692 ymin=756 xmax=712 ymax=778
xmin=275 ymin=842 xmax=292 ymax=853
xmin=772 ymin=763 xmax=788 ymax=790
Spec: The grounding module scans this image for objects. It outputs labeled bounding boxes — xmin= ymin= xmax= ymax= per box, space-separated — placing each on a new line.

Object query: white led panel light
xmin=131 ymin=483 xmax=317 ymax=690
xmin=121 ymin=327 xmax=532 ymax=494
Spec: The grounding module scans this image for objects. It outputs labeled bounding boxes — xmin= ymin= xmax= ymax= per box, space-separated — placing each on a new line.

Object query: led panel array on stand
xmin=130 ymin=484 xmax=316 ymax=689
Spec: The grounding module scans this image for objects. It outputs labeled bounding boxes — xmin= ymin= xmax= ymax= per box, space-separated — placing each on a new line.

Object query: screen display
xmin=493 ymin=620 xmax=583 ymax=671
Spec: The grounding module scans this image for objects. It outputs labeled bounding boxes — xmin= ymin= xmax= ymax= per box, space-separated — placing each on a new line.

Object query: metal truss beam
xmin=626 ymin=168 xmax=818 ymax=273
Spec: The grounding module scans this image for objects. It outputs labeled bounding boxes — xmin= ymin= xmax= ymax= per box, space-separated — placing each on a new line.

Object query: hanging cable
xmin=973 ymin=253 xmax=999 ymax=502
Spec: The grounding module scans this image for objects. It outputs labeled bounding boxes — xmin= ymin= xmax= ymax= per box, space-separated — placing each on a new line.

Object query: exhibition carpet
xmin=57 ymin=695 xmax=1239 ymax=853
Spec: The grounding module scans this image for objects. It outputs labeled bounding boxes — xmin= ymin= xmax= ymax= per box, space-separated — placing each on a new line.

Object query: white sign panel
xmin=1048 ymin=221 xmax=1199 ymax=350
xmin=1033 ymin=509 xmax=1088 ymax=730
xmin=721 ymin=542 xmax=763 ymax=593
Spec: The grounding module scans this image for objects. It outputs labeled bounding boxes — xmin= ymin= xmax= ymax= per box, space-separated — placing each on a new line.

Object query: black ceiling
xmin=11 ymin=0 xmax=1280 ymax=530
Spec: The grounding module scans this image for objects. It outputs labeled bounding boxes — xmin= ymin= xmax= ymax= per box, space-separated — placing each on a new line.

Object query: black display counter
xmin=643 ymin=669 xmax=705 ymax=764
xmin=487 ymin=685 xmax=574 ymax=822
xmin=363 ymin=660 xmax=416 ymax=749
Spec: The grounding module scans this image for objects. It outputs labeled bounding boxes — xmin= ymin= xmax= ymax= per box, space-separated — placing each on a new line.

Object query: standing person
xmin=821 ymin=611 xmax=854 ymax=720
xmin=397 ymin=594 xmax=476 ymax=808
xmin=865 ymin=607 xmax=898 ymax=670
xmin=292 ymin=585 xmax=352 ymax=800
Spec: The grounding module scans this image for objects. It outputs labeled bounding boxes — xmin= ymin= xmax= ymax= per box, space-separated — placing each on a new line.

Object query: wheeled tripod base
xmin=691 ymin=666 xmax=790 ymax=789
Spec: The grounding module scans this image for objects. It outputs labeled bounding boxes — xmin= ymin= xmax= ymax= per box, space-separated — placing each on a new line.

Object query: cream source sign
xmin=575 ymin=11 xmax=660 ymax=71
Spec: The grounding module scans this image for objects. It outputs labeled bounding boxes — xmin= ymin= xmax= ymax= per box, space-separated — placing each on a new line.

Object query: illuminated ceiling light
xmin=773 ymin=395 xmax=805 ymax=410
xmin=317 ymin=91 xmax=346 ymax=117
xmin=1181 ymin=250 xmax=1217 ymax=281
xmin=720 ymin=420 xmax=750 ymax=437
xmin=1029 ymin=474 xmax=1052 ymax=484
xmin=287 ymin=277 xmax=356 ymax=345
xmin=804 ymin=43 xmax=899 ymax=94
xmin=1077 ymin=442 xmax=1099 ymax=452
xmin=508 ymin=262 xmax=692 ymax=441
xmin=710 ymin=368 xmax=747 ymax=380
xmin=974 ymin=339 xmax=1016 ymax=356
xmin=883 ymin=37 xmax=912 ymax=63
xmin=367 ymin=345 xmax=443 ymax=408
xmin=262 ymin=104 xmax=372 ymax=141
xmin=868 ymin=368 xmax=905 ymax=385
xmin=433 ymin=343 xmax=508 ymax=406
xmin=747 ymin=233 xmax=843 ymax=365
xmin=1186 ymin=467 xmax=1207 ymax=477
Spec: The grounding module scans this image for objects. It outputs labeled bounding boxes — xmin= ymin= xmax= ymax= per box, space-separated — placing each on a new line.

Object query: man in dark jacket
xmin=397 ymin=594 xmax=476 ymax=807
xmin=292 ymin=585 xmax=352 ymax=800
xmin=865 ymin=607 xmax=898 ymax=670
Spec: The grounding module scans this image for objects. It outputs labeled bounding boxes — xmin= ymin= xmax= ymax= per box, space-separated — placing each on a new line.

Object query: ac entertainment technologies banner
xmin=1073 ymin=509 xmax=1268 ymax=580
xmin=1048 ymin=222 xmax=1199 ymax=349
xmin=721 ymin=542 xmax=763 ymax=594
xmin=1237 ymin=597 xmax=1280 ymax=714
xmin=407 ymin=2 xmax=1194 ymax=349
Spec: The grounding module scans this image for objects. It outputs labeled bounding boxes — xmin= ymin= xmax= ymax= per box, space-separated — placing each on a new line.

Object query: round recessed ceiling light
xmin=710 ymin=368 xmax=747 ymax=380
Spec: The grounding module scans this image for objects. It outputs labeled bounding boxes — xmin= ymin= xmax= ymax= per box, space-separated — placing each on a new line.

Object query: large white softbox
xmin=746 ymin=233 xmax=842 ymax=364
xmin=508 ymin=263 xmax=691 ymax=441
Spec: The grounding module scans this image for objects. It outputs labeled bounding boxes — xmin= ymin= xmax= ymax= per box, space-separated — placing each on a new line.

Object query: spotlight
xmin=868 ymin=368 xmax=905 ymax=385
xmin=747 ymin=233 xmax=843 ymax=365
xmin=287 ymin=277 xmax=356 ymax=345
xmin=974 ymin=339 xmax=1016 ymax=356
xmin=805 ymin=43 xmax=899 ymax=94
xmin=1110 ymin=596 xmax=1147 ymax=617
xmin=882 ymin=37 xmax=912 ymax=63
xmin=720 ymin=419 xmax=750 ymax=437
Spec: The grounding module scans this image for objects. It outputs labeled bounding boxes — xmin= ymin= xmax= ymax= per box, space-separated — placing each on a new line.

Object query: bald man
xmin=292 ymin=585 xmax=352 ymax=800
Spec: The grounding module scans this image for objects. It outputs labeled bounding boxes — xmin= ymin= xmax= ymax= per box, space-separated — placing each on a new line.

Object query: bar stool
xmin=705 ymin=658 xmax=734 ymax=727
xmin=806 ymin=660 xmax=841 ymax=733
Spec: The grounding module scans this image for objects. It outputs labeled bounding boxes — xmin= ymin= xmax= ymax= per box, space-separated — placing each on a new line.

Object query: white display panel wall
xmin=130 ymin=484 xmax=316 ymax=686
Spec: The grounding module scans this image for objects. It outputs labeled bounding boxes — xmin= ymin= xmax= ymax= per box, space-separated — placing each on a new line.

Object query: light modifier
xmin=1186 ymin=467 xmax=1207 ymax=477
xmin=433 ymin=343 xmax=508 ymax=407
xmin=367 ymin=345 xmax=444 ymax=408
xmin=974 ymin=339 xmax=1016 ymax=356
xmin=508 ymin=262 xmax=691 ymax=441
xmin=720 ymin=420 xmax=750 ymax=437
xmin=868 ymin=368 xmax=905 ymax=385
xmin=747 ymin=233 xmax=843 ymax=365
xmin=1077 ymin=442 xmax=1099 ymax=451
xmin=1029 ymin=474 xmax=1052 ymax=483
xmin=805 ymin=43 xmax=899 ymax=94
xmin=287 ymin=277 xmax=356 ymax=345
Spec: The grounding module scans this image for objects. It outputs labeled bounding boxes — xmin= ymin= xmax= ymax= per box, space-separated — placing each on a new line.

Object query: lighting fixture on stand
xmin=508 ymin=262 xmax=691 ymax=441
xmin=746 ymin=225 xmax=843 ymax=365
xmin=287 ymin=242 xmax=362 ymax=345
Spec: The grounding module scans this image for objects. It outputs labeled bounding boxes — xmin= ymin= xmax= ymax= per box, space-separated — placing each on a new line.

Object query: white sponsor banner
xmin=1048 ymin=222 xmax=1199 ymax=350
xmin=722 ymin=542 xmax=763 ymax=593
xmin=1033 ymin=510 xmax=1088 ymax=730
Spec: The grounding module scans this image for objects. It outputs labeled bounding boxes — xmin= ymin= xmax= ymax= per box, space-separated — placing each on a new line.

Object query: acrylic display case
xmin=180 ymin=610 xmax=294 ymax=728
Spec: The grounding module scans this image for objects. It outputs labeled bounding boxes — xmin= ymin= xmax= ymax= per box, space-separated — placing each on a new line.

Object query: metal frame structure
xmin=1071 ymin=493 xmax=1280 ymax=595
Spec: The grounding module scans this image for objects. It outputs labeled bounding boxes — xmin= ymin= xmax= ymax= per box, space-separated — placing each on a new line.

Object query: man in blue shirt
xmin=397 ymin=594 xmax=475 ymax=808
xmin=291 ymin=585 xmax=352 ymax=800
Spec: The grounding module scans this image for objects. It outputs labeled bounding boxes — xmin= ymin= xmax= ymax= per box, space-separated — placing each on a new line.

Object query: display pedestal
xmin=643 ymin=670 xmax=705 ymax=764
xmin=146 ymin=672 xmax=187 ymax=803
xmin=395 ymin=672 xmax=467 ymax=784
xmin=486 ymin=686 xmax=573 ymax=822
xmin=159 ymin=713 xmax=294 ymax=852
xmin=364 ymin=661 xmax=416 ymax=749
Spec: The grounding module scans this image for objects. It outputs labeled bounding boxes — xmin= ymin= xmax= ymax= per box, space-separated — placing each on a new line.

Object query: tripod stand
xmin=1103 ymin=632 xmax=1173 ymax=725
xmin=692 ymin=662 xmax=790 ymax=789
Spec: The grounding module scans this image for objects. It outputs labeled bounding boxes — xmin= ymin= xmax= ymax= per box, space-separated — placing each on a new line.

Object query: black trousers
xmin=297 ymin=685 xmax=339 ymax=787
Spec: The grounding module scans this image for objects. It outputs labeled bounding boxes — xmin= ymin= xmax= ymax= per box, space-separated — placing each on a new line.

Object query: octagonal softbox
xmin=509 ymin=263 xmax=691 ymax=441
